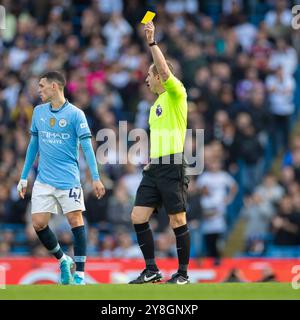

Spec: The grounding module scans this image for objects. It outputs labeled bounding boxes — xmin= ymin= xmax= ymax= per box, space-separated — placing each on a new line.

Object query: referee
xmin=130 ymin=21 xmax=190 ymax=284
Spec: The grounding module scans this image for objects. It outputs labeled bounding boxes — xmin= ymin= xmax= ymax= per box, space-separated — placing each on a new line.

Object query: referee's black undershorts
xmin=134 ymin=153 xmax=190 ymax=215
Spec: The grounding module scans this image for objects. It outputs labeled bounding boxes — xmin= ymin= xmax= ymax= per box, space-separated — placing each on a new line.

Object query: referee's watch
xmin=149 ymin=41 xmax=157 ymax=47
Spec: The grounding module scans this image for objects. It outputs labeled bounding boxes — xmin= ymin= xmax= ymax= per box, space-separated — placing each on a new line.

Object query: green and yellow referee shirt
xmin=149 ymin=73 xmax=187 ymax=159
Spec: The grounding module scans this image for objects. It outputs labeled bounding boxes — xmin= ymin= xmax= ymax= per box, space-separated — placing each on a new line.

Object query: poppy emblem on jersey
xmin=50 ymin=118 xmax=56 ymax=127
xmin=59 ymin=119 xmax=67 ymax=127
xmin=156 ymin=104 xmax=162 ymax=117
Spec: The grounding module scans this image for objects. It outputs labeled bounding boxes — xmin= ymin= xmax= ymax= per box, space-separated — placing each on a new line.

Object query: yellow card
xmin=141 ymin=11 xmax=156 ymax=24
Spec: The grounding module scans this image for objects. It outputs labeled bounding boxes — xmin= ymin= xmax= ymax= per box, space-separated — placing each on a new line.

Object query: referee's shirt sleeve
xmin=75 ymin=110 xmax=92 ymax=140
xmin=162 ymin=73 xmax=187 ymax=99
xmin=30 ymin=108 xmax=38 ymax=136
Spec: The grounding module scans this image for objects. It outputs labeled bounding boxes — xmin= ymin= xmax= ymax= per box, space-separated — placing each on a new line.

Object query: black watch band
xmin=149 ymin=41 xmax=157 ymax=47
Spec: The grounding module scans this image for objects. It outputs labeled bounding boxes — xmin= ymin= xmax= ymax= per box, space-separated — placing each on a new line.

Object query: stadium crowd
xmin=1 ymin=0 xmax=300 ymax=261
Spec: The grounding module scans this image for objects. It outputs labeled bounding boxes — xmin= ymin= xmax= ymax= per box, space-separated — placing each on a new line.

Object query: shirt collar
xmin=49 ymin=99 xmax=69 ymax=113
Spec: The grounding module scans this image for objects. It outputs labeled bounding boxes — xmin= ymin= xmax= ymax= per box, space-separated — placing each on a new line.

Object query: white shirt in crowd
xmin=234 ymin=22 xmax=257 ymax=52
xmin=269 ymin=47 xmax=298 ymax=76
xmin=121 ymin=171 xmax=143 ymax=199
xmin=165 ymin=0 xmax=199 ymax=14
xmin=97 ymin=0 xmax=123 ymax=14
xmin=196 ymin=170 xmax=237 ymax=234
xmin=264 ymin=9 xmax=292 ymax=28
xmin=265 ymin=74 xmax=296 ymax=116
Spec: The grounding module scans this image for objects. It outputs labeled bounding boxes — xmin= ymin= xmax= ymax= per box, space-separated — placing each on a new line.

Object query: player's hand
xmin=17 ymin=179 xmax=28 ymax=199
xmin=93 ymin=180 xmax=105 ymax=199
xmin=144 ymin=21 xmax=155 ymax=43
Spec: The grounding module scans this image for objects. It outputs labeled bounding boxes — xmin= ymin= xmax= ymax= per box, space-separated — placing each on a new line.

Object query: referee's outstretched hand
xmin=144 ymin=21 xmax=155 ymax=43
xmin=93 ymin=180 xmax=106 ymax=199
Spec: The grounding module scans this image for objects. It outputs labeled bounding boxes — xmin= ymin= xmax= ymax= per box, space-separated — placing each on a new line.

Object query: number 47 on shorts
xmin=69 ymin=188 xmax=81 ymax=203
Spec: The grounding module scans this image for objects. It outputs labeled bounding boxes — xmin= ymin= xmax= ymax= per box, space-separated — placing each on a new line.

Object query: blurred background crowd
xmin=1 ymin=0 xmax=300 ymax=264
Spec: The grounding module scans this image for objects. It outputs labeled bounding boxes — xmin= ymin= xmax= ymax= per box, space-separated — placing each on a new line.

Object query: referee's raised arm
xmin=144 ymin=21 xmax=170 ymax=81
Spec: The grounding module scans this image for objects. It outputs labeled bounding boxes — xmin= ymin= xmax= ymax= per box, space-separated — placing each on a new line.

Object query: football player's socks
xmin=173 ymin=224 xmax=190 ymax=277
xmin=134 ymin=222 xmax=158 ymax=272
xmin=36 ymin=225 xmax=64 ymax=259
xmin=72 ymin=225 xmax=86 ymax=275
xmin=59 ymin=254 xmax=67 ymax=263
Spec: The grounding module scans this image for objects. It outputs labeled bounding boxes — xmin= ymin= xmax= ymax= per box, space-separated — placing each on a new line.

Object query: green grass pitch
xmin=0 ymin=283 xmax=299 ymax=300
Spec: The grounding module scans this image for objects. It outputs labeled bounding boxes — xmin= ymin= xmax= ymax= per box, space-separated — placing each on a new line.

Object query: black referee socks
xmin=173 ymin=224 xmax=190 ymax=277
xmin=134 ymin=222 xmax=158 ymax=272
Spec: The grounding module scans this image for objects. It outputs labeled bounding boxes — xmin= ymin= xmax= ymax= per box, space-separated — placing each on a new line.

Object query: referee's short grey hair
xmin=150 ymin=60 xmax=174 ymax=76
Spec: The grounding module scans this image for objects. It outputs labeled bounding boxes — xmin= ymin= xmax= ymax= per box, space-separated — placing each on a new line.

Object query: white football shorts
xmin=31 ymin=180 xmax=85 ymax=215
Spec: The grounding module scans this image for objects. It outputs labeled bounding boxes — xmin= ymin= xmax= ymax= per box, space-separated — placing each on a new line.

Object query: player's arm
xmin=18 ymin=109 xmax=39 ymax=199
xmin=145 ymin=22 xmax=186 ymax=98
xmin=18 ymin=135 xmax=39 ymax=199
xmin=145 ymin=21 xmax=170 ymax=82
xmin=76 ymin=110 xmax=105 ymax=199
xmin=80 ymin=137 xmax=100 ymax=181
xmin=80 ymin=137 xmax=105 ymax=199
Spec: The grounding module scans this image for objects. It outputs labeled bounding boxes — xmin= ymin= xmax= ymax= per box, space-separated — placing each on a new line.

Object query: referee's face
xmin=146 ymin=66 xmax=160 ymax=94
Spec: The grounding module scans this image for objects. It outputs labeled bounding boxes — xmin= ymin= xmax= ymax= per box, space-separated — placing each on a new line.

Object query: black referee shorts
xmin=134 ymin=154 xmax=190 ymax=215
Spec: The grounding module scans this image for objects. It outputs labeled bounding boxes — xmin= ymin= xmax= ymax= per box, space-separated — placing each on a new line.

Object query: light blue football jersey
xmin=30 ymin=100 xmax=92 ymax=189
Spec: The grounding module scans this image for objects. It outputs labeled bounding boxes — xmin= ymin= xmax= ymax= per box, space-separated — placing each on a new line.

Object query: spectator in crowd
xmin=264 ymin=0 xmax=292 ymax=39
xmin=266 ymin=66 xmax=296 ymax=154
xmin=255 ymin=173 xmax=285 ymax=207
xmin=234 ymin=14 xmax=257 ymax=52
xmin=241 ymin=192 xmax=275 ymax=255
xmin=271 ymin=196 xmax=300 ymax=246
xmin=236 ymin=67 xmax=264 ymax=103
xmin=268 ymin=38 xmax=298 ymax=77
xmin=106 ymin=182 xmax=133 ymax=232
xmin=99 ymin=234 xmax=116 ymax=258
xmin=155 ymin=230 xmax=177 ymax=258
xmin=185 ymin=177 xmax=202 ymax=257
xmin=250 ymin=29 xmax=272 ymax=76
xmin=112 ymin=231 xmax=141 ymax=258
xmin=282 ymin=135 xmax=300 ymax=167
xmin=233 ymin=113 xmax=264 ymax=194
xmin=86 ymin=226 xmax=100 ymax=256
xmin=279 ymin=166 xmax=296 ymax=192
xmin=196 ymin=159 xmax=238 ymax=264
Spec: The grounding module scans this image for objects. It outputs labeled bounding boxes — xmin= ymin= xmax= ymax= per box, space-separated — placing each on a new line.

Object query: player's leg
xmin=131 ymin=206 xmax=156 ymax=272
xmin=131 ymin=206 xmax=155 ymax=266
xmin=32 ymin=212 xmax=74 ymax=284
xmin=129 ymin=206 xmax=163 ymax=284
xmin=129 ymin=166 xmax=163 ymax=284
xmin=158 ymin=163 xmax=190 ymax=284
xmin=167 ymin=212 xmax=190 ymax=284
xmin=58 ymin=186 xmax=86 ymax=285
xmin=66 ymin=210 xmax=86 ymax=285
xmin=31 ymin=181 xmax=74 ymax=284
xmin=32 ymin=212 xmax=64 ymax=259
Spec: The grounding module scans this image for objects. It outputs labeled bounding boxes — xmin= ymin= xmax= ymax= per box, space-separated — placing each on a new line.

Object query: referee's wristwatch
xmin=149 ymin=41 xmax=157 ymax=47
